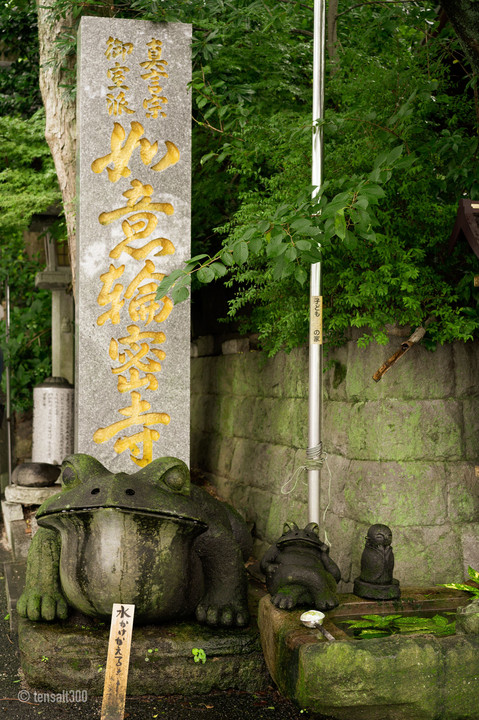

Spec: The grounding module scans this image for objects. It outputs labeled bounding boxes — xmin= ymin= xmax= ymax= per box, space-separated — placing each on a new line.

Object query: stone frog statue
xmin=260 ymin=522 xmax=341 ymax=611
xmin=17 ymin=454 xmax=252 ymax=627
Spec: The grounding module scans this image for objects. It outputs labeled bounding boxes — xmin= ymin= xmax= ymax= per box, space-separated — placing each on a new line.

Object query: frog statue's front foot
xmin=17 ymin=454 xmax=252 ymax=627
xmin=196 ymin=598 xmax=249 ymax=627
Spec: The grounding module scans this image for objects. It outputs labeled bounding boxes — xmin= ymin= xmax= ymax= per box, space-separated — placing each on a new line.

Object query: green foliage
xmin=191 ymin=647 xmax=207 ymax=664
xmin=341 ymin=613 xmax=456 ymax=639
xmin=0 ymin=110 xmax=62 ymax=411
xmin=0 ymin=111 xmax=61 ymax=232
xmin=0 ymin=0 xmax=42 ymax=116
xmin=153 ymin=0 xmax=479 ymax=354
xmin=438 ymin=566 xmax=479 ymax=598
xmin=6 ymin=0 xmax=479 ymax=359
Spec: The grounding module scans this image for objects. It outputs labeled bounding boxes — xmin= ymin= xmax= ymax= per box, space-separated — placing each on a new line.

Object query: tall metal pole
xmin=308 ymin=0 xmax=326 ymax=524
xmin=5 ymin=281 xmax=12 ymax=484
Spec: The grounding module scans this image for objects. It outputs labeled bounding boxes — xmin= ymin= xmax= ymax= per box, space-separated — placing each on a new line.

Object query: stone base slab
xmin=5 ymin=484 xmax=60 ymax=505
xmin=258 ymin=587 xmax=479 ymax=720
xmin=19 ymin=609 xmax=268 ymax=696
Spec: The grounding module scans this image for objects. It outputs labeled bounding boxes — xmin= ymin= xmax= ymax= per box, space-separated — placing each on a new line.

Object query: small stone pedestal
xmin=353 ymin=577 xmax=400 ymax=600
xmin=18 ymin=612 xmax=268 ymax=695
xmin=2 ymin=484 xmax=60 ymax=559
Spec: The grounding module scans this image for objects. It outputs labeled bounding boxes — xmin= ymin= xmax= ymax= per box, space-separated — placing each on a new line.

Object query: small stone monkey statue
xmin=353 ymin=523 xmax=401 ymax=600
xmin=260 ymin=522 xmax=341 ymax=611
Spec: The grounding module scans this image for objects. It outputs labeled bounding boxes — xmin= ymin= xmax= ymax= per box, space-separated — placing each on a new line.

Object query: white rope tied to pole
xmin=281 ymin=444 xmax=332 ymax=547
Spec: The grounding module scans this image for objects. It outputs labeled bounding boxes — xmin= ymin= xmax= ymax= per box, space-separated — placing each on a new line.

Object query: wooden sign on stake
xmin=101 ymin=603 xmax=135 ymax=720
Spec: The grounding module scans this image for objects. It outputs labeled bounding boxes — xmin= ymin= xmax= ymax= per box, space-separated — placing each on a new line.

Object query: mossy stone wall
xmin=191 ymin=331 xmax=479 ymax=590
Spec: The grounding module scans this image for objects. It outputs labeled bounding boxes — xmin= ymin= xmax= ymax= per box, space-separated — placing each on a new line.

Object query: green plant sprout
xmin=192 ymin=648 xmax=207 ymax=664
xmin=438 ymin=566 xmax=479 ymax=597
xmin=340 ymin=614 xmax=456 ymax=639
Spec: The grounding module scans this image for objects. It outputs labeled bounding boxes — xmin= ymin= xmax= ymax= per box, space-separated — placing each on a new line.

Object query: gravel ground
xmin=0 ymin=540 xmax=335 ymax=720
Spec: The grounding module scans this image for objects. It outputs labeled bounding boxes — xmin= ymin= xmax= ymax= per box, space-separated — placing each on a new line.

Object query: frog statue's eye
xmin=163 ymin=466 xmax=186 ymax=492
xmin=61 ymin=464 xmax=79 ymax=488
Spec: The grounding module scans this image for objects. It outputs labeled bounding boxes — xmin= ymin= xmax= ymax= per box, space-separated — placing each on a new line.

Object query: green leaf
xmin=334 ymin=210 xmax=347 ymax=240
xmin=155 ymin=270 xmax=184 ymax=299
xmin=361 ymin=184 xmax=386 ymax=202
xmin=294 ymin=266 xmax=307 ymax=286
xmin=233 ymin=241 xmax=249 ymax=265
xmin=186 ymin=254 xmax=209 ymax=265
xmin=387 ymin=145 xmax=404 ymax=164
xmin=468 ymin=566 xmax=479 ymax=584
xmin=290 ymin=218 xmax=313 ymax=233
xmin=241 ymin=227 xmax=257 ymax=242
xmin=295 ymin=240 xmax=312 ymax=251
xmin=266 ymin=242 xmax=288 ymax=258
xmin=285 ymin=246 xmax=297 ymax=261
xmin=221 ymin=251 xmax=234 ymax=267
xmin=170 ymin=285 xmax=189 ymax=304
xmin=197 ymin=266 xmax=215 ymax=283
xmin=210 ymin=262 xmax=228 ymax=278
xmin=438 ymin=583 xmax=479 ymax=594
xmin=249 ymin=236 xmax=263 ymax=254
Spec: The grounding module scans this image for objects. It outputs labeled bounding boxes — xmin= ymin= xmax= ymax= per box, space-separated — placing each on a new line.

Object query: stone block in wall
xmin=232 ymin=352 xmax=284 ymax=399
xmin=192 ymin=394 xmax=221 ymax=435
xmin=320 ymin=513 xmax=368 ymax=590
xmin=343 ymin=399 xmax=463 ymax=462
xmin=192 ymin=431 xmax=237 ymax=480
xmin=393 ymin=524 xmax=463 ymax=585
xmin=453 ymin=340 xmax=479 ymax=397
xmin=216 ymin=435 xmax=237 ymax=478
xmin=190 ymin=430 xmax=221 ymax=475
xmin=252 ymin=397 xmax=307 ymax=448
xmin=346 ymin=335 xmax=455 ymax=401
xmin=446 ymin=463 xmax=479 ymax=523
xmin=222 ymin=338 xmax=250 ymax=355
xmin=334 ymin=460 xmax=448 ymax=527
xmin=460 ymin=523 xmax=479 ymax=577
xmin=323 ymin=401 xmax=353 ymax=456
xmin=322 ymin=344 xmax=348 ymax=402
xmin=191 ymin=335 xmax=216 ymax=357
xmin=280 ymin=347 xmax=309 ymax=399
xmin=318 ymin=451 xmax=351 ymax=518
xmin=264 ymin=491 xmax=308 ymax=545
xmin=217 ymin=356 xmax=242 ymax=397
xmin=191 ymin=357 xmax=221 ymax=396
xmin=463 ymin=396 xmax=479 ymax=461
xmin=218 ymin=395 xmax=241 ymax=438
xmin=230 ymin=438 xmax=296 ymax=493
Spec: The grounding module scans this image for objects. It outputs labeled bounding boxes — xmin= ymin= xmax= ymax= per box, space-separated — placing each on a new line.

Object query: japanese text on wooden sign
xmin=101 ymin=603 xmax=135 ymax=720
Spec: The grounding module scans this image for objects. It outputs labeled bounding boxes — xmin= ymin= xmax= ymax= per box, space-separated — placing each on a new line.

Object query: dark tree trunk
xmin=441 ymin=0 xmax=479 ymax=74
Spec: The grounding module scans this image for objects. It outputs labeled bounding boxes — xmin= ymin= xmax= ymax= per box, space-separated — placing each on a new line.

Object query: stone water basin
xmin=258 ymin=586 xmax=479 ymax=720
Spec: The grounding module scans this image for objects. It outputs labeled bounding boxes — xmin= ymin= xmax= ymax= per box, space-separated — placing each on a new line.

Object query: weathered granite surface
xmin=76 ymin=17 xmax=191 ymax=472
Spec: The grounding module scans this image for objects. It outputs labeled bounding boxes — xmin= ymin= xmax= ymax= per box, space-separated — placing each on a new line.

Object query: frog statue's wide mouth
xmin=35 ymin=479 xmax=208 ymax=531
xmin=37 ymin=504 xmax=207 ymax=529
xmin=35 ymin=454 xmax=209 ymax=531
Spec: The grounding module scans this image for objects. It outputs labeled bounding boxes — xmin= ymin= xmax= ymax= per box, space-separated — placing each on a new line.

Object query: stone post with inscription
xmin=76 ymin=17 xmax=191 ymax=471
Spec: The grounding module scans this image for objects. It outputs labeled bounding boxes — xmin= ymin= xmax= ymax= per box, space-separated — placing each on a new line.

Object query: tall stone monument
xmin=76 ymin=17 xmax=191 ymax=471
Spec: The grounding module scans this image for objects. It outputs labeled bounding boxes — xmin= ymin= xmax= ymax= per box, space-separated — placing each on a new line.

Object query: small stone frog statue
xmin=353 ymin=523 xmax=401 ymax=600
xmin=260 ymin=522 xmax=341 ymax=611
